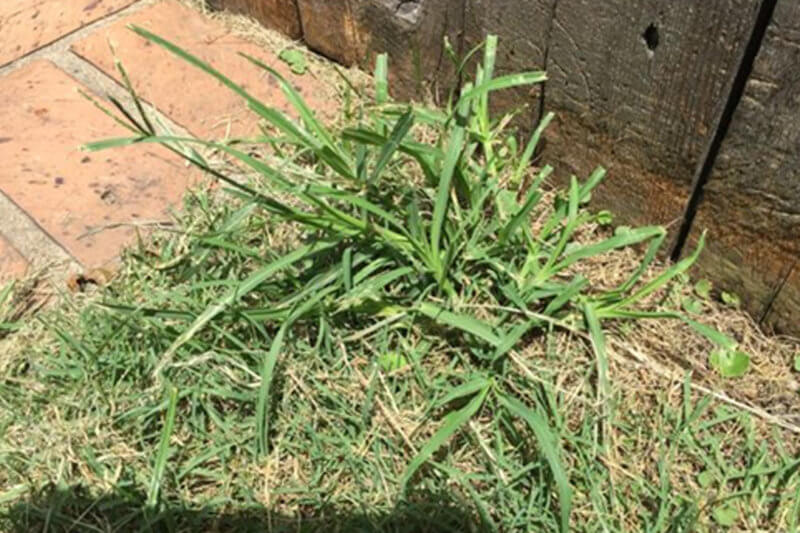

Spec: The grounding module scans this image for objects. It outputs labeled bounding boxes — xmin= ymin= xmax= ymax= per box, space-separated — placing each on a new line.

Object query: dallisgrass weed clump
xmin=3 ymin=29 xmax=799 ymax=532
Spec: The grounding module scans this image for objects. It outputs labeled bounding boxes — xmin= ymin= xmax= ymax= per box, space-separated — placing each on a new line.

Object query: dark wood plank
xmin=689 ymin=0 xmax=800 ymax=333
xmin=462 ymin=0 xmax=553 ymax=127
xmin=296 ymin=0 xmax=465 ymax=100
xmin=208 ymin=0 xmax=303 ymax=39
xmin=542 ymin=0 xmax=760 ymax=229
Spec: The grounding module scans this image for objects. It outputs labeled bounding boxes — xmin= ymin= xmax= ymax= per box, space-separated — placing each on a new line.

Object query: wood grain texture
xmin=209 ymin=0 xmax=302 ymax=39
xmin=542 ymin=0 xmax=760 ymax=228
xmin=689 ymin=0 xmax=800 ymax=333
xmin=462 ymin=0 xmax=552 ymax=127
xmin=297 ymin=0 xmax=464 ymax=99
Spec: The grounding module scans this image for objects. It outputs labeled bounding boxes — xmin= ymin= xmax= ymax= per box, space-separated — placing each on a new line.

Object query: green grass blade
xmin=567 ymin=176 xmax=580 ymax=221
xmin=305 ymin=184 xmax=410 ymax=235
xmin=129 ymin=27 xmax=310 ymax=151
xmin=160 ymin=240 xmax=336 ymax=365
xmin=342 ymin=126 xmax=438 ymax=183
xmin=478 ymin=35 xmax=498 ymax=132
xmin=582 ymin=302 xmax=609 ymax=411
xmin=375 ymin=53 xmax=389 ymax=105
xmin=342 ymin=247 xmax=353 ymax=291
xmin=498 ymin=393 xmax=572 ymax=532
xmin=402 ymin=383 xmax=489 ymax=488
xmin=417 ymin=302 xmax=501 ymax=347
xmin=85 ymin=136 xmax=298 ymax=217
xmin=579 ymin=166 xmax=606 ymax=200
xmin=128 ymin=26 xmax=355 ymax=177
xmin=611 ymin=229 xmax=667 ymax=295
xmin=78 ymin=88 xmax=141 ymax=134
xmin=543 ymin=276 xmax=589 ymax=315
xmin=482 ymin=35 xmax=498 ymax=81
xmin=430 ymin=96 xmax=469 ymax=269
xmin=536 ymin=215 xmax=587 ymax=278
xmin=491 ymin=320 xmax=538 ymax=362
xmin=602 ymin=309 xmax=737 ymax=350
xmin=612 ymin=231 xmax=706 ymax=310
xmin=147 ymin=386 xmax=178 ymax=508
xmin=257 ymin=282 xmax=339 ymax=455
xmin=114 ymin=59 xmax=155 ymax=134
xmin=256 ymin=322 xmax=287 ymax=456
xmin=338 ymin=266 xmax=414 ymax=310
xmin=457 ymin=71 xmax=547 ymax=106
xmin=513 ymin=112 xmax=555 ymax=185
xmin=380 ymin=103 xmax=448 ymax=125
xmin=86 ymin=135 xmax=367 ymax=237
xmin=681 ymin=316 xmax=737 ymax=350
xmin=84 ymin=136 xmax=145 ymax=152
xmin=554 ymin=226 xmax=665 ymax=272
xmin=434 ymin=376 xmax=491 ymax=409
xmin=0 ymin=281 xmax=14 ymax=308
xmin=498 ymin=187 xmax=542 ymax=245
xmin=341 ymin=127 xmax=440 ymax=158
xmin=370 ymin=110 xmax=414 ymax=184
xmin=128 ymin=26 xmax=272 ymax=121
xmin=239 ymin=53 xmax=343 ymax=153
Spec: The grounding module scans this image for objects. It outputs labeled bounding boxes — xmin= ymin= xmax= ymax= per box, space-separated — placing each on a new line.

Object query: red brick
xmin=0 ymin=235 xmax=28 ymax=283
xmin=0 ymin=0 xmax=136 ymax=67
xmin=0 ymin=60 xmax=197 ymax=268
xmin=71 ymin=0 xmax=336 ymax=140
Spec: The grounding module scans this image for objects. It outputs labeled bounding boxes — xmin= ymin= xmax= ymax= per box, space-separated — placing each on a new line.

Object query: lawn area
xmin=2 ymin=27 xmax=800 ymax=533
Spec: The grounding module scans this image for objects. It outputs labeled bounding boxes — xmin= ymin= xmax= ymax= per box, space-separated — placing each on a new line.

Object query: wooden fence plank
xmin=689 ymin=0 xmax=800 ymax=333
xmin=296 ymin=0 xmax=465 ymax=100
xmin=542 ymin=0 xmax=760 ymax=229
xmin=209 ymin=0 xmax=302 ymax=39
xmin=462 ymin=0 xmax=553 ymax=126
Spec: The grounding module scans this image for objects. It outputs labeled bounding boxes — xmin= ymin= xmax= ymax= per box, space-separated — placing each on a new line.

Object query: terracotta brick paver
xmin=0 ymin=0 xmax=335 ymax=282
xmin=0 ymin=236 xmax=28 ymax=283
xmin=72 ymin=0 xmax=335 ymax=140
xmin=0 ymin=60 xmax=196 ymax=268
xmin=0 ymin=0 xmax=137 ymax=67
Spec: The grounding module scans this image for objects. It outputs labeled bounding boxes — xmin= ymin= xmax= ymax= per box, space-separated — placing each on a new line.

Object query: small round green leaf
xmin=712 ymin=504 xmax=739 ymax=527
xmin=710 ymin=349 xmax=750 ymax=378
xmin=379 ymin=352 xmax=408 ymax=372
xmin=721 ymin=291 xmax=741 ymax=308
xmin=697 ymin=470 xmax=714 ymax=488
xmin=496 ymin=189 xmax=518 ymax=219
xmin=595 ymin=210 xmax=613 ymax=226
xmin=694 ymin=279 xmax=712 ymax=299
xmin=614 ymin=225 xmax=632 ymax=236
xmin=278 ymin=49 xmax=307 ymax=75
xmin=682 ymin=297 xmax=703 ymax=315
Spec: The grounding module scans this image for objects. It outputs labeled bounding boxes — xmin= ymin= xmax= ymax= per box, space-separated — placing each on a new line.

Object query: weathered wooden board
xmin=209 ymin=0 xmax=302 ymax=39
xmin=296 ymin=0 xmax=465 ymax=100
xmin=689 ymin=0 xmax=800 ymax=333
xmin=462 ymin=0 xmax=552 ymax=127
xmin=542 ymin=0 xmax=760 ymax=229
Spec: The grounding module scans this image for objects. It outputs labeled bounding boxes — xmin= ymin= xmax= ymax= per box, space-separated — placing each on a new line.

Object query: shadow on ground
xmin=2 ymin=484 xmax=486 ymax=533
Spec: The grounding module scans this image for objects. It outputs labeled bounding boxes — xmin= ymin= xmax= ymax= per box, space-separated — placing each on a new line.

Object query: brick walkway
xmin=0 ymin=0 xmax=332 ymax=282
